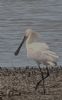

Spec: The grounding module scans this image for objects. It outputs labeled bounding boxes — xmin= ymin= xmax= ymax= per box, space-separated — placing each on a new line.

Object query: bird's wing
xmin=44 ymin=50 xmax=59 ymax=59
xmin=40 ymin=43 xmax=49 ymax=50
xmin=30 ymin=42 xmax=49 ymax=51
xmin=31 ymin=48 xmax=58 ymax=60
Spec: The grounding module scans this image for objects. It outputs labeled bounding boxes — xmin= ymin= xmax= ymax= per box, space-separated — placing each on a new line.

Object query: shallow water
xmin=0 ymin=0 xmax=62 ymax=67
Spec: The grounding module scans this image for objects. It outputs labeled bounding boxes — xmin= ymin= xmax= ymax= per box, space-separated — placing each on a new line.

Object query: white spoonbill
xmin=14 ymin=29 xmax=59 ymax=94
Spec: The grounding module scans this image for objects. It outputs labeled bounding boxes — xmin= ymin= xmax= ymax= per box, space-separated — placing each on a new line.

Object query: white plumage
xmin=25 ymin=29 xmax=58 ymax=66
xmin=15 ymin=29 xmax=59 ymax=94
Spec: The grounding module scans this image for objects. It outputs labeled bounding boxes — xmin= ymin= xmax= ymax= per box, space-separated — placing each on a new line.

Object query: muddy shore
xmin=0 ymin=66 xmax=62 ymax=100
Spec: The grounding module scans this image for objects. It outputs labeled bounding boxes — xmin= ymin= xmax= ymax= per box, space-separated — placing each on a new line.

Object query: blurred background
xmin=0 ymin=0 xmax=62 ymax=67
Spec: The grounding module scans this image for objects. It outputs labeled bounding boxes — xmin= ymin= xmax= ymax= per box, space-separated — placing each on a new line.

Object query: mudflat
xmin=0 ymin=66 xmax=62 ymax=100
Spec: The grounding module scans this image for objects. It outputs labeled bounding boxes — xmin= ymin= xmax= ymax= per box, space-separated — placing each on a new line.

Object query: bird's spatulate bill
xmin=14 ymin=36 xmax=27 ymax=56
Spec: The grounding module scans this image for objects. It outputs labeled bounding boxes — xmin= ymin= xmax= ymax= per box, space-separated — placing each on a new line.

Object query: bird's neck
xmin=26 ymin=33 xmax=38 ymax=46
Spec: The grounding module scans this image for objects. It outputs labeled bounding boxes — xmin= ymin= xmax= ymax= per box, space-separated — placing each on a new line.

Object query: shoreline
xmin=0 ymin=66 xmax=62 ymax=100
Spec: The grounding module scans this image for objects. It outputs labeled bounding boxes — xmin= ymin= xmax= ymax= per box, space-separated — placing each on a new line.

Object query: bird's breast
xmin=27 ymin=47 xmax=34 ymax=59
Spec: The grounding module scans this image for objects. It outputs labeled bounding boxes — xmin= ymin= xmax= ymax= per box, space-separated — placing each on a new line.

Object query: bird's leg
xmin=35 ymin=63 xmax=46 ymax=94
xmin=46 ymin=66 xmax=49 ymax=78
xmin=35 ymin=65 xmax=50 ymax=92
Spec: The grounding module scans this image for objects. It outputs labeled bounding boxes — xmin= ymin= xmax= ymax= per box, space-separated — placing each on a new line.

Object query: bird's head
xmin=25 ymin=29 xmax=32 ymax=38
xmin=14 ymin=29 xmax=33 ymax=55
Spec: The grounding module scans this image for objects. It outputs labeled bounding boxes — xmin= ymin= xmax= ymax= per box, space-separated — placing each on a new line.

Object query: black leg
xmin=35 ymin=63 xmax=46 ymax=94
xmin=35 ymin=65 xmax=49 ymax=93
xmin=46 ymin=66 xmax=49 ymax=76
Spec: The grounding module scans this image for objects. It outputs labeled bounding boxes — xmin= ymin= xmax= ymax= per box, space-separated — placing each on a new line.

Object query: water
xmin=0 ymin=0 xmax=62 ymax=67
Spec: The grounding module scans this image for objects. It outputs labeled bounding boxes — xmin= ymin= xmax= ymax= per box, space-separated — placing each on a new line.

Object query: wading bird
xmin=14 ymin=29 xmax=59 ymax=94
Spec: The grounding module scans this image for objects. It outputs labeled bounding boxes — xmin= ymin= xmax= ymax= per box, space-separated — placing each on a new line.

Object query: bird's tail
xmin=47 ymin=61 xmax=57 ymax=66
xmin=47 ymin=51 xmax=59 ymax=59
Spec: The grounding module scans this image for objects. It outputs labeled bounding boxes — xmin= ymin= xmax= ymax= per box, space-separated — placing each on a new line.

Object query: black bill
xmin=14 ymin=36 xmax=27 ymax=56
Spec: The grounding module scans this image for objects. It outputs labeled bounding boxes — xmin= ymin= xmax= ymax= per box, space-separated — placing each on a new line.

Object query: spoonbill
xmin=14 ymin=29 xmax=59 ymax=94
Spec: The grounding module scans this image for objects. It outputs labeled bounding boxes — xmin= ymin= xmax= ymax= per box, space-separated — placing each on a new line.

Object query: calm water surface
xmin=0 ymin=0 xmax=62 ymax=67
